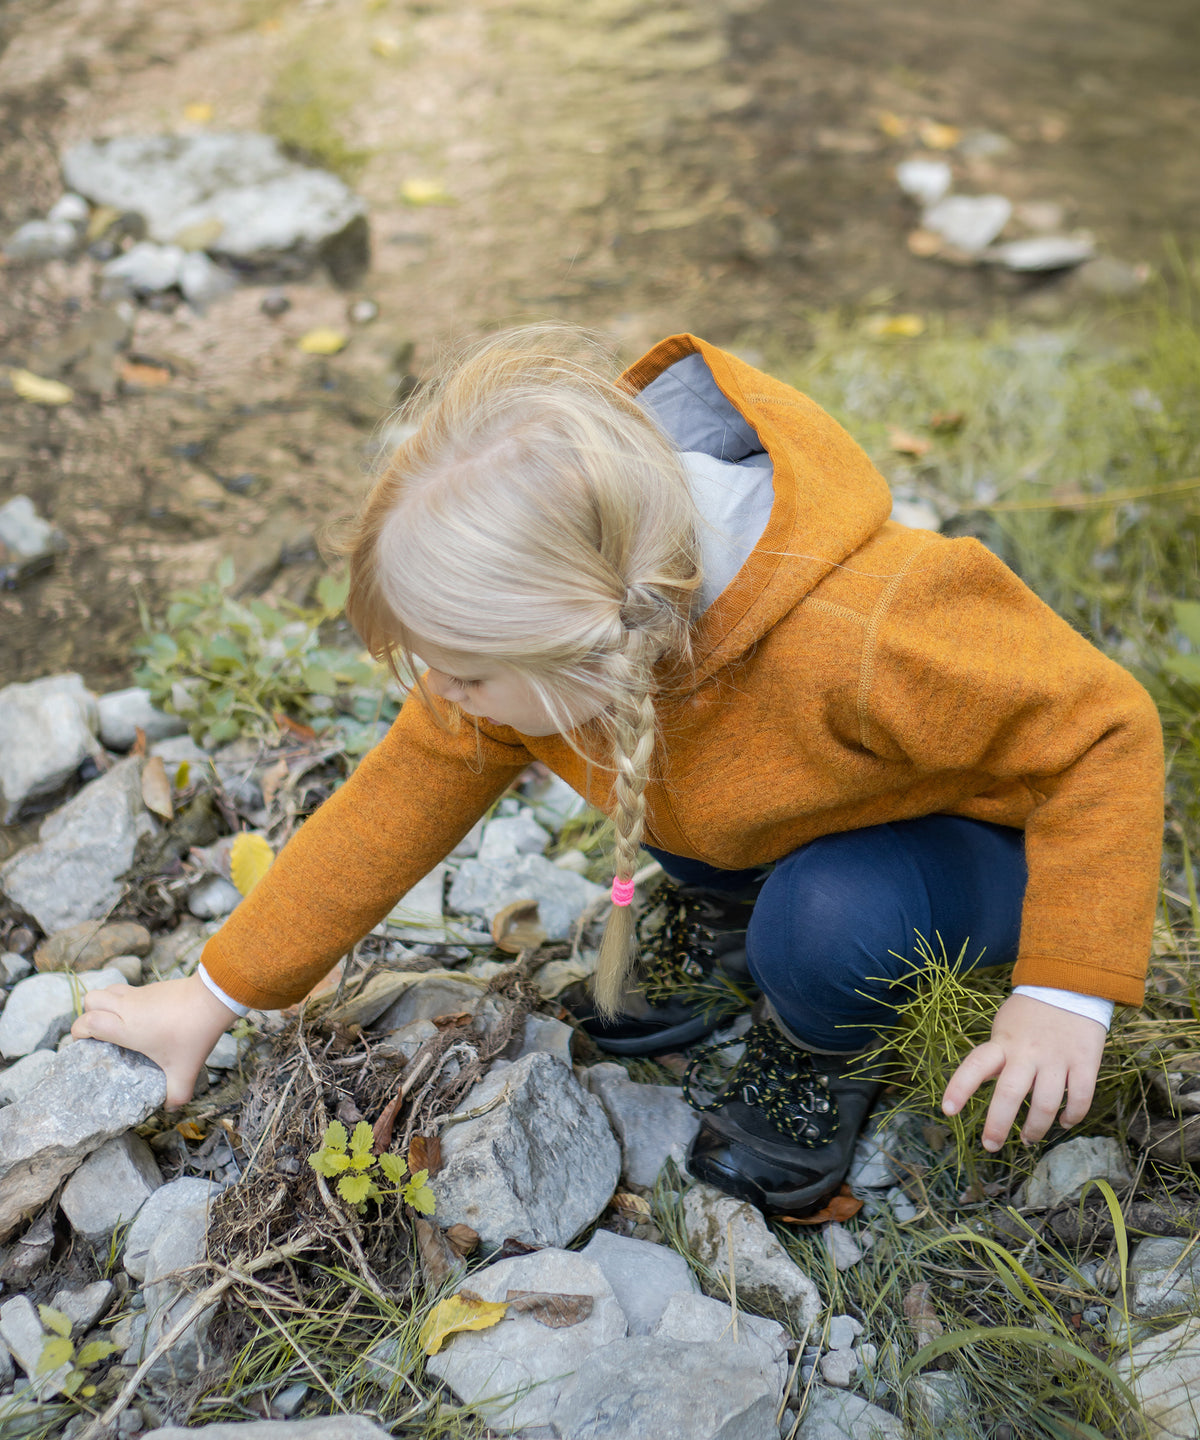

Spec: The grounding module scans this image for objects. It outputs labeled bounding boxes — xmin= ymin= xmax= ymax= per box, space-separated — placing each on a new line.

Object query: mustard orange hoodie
xmin=202 ymin=336 xmax=1165 ymax=1013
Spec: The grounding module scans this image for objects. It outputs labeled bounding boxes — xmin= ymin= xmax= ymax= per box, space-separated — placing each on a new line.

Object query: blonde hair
xmin=343 ymin=324 xmax=702 ymax=1013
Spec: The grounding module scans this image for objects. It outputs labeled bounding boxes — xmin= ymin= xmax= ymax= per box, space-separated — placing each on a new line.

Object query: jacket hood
xmin=623 ymin=334 xmax=894 ymax=688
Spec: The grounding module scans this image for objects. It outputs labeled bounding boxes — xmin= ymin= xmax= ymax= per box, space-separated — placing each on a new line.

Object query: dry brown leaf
xmin=130 ymin=727 xmax=148 ymax=758
xmin=918 ymin=120 xmax=962 ymax=150
xmin=409 ymin=1133 xmax=443 ymax=1179
xmin=903 ymin=1280 xmax=944 ymax=1348
xmin=491 ymin=898 xmax=547 ymax=954
xmin=445 ymin=1224 xmax=479 ymax=1257
xmin=928 ymin=409 xmax=966 ymax=433
xmin=260 ymin=757 xmax=291 ymax=810
xmin=505 ymin=1290 xmax=594 ymax=1328
xmin=119 ymin=359 xmax=172 ymax=389
xmin=907 ymin=229 xmax=944 ymax=258
xmin=778 ymin=1184 xmax=864 ymax=1225
xmin=887 ymin=426 xmax=933 ymax=458
xmin=141 ymin=755 xmax=174 ymax=821
xmin=877 ymin=110 xmax=910 ymax=139
xmin=274 ymin=712 xmax=317 ymax=742
xmin=613 ymin=1192 xmax=652 ymax=1218
xmin=431 ymin=1011 xmax=473 ymax=1031
xmin=372 ymin=1087 xmax=405 ymax=1154
xmin=414 ymin=1217 xmax=465 ymax=1289
xmin=175 ymin=1120 xmax=206 ymax=1141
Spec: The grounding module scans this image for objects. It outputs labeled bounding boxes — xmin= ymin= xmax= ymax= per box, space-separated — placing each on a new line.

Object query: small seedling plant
xmin=309 ymin=1120 xmax=435 ymax=1214
xmin=37 ymin=1305 xmax=118 ymax=1398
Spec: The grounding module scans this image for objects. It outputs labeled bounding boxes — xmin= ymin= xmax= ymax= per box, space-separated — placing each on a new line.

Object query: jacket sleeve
xmin=200 ymin=692 xmax=533 ymax=1009
xmin=860 ymin=536 xmax=1164 ymax=1007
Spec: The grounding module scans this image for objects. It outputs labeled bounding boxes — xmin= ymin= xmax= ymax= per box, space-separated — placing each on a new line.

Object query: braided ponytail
xmin=591 ymin=631 xmax=659 ymax=1016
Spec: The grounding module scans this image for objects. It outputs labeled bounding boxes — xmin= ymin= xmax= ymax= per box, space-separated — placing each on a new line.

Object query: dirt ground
xmin=0 ymin=0 xmax=1197 ymax=690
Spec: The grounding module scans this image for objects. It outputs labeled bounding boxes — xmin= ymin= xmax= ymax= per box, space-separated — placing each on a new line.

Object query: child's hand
xmin=940 ymin=993 xmax=1106 ymax=1152
xmin=70 ymin=972 xmax=239 ymax=1108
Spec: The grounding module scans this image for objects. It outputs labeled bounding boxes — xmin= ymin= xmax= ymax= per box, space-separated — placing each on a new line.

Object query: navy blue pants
xmin=646 ymin=815 xmax=1027 ymax=1053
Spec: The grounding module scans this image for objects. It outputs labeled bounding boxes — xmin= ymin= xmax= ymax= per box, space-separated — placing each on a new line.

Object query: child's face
xmin=418 ymin=642 xmax=598 ymax=736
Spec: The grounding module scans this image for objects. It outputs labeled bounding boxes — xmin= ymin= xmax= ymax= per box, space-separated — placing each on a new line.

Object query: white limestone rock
xmin=477 ymin=812 xmax=551 ymax=861
xmin=0 ymin=1048 xmax=58 ymax=1104
xmin=1129 ymin=1237 xmax=1200 ymax=1318
xmin=123 ymin=1176 xmax=222 ymax=1281
xmin=432 ymin=1052 xmax=620 ymax=1254
xmin=652 ymin=1289 xmax=788 ymax=1390
xmin=49 ymin=1280 xmax=114 ymax=1336
xmin=1024 ymin=1136 xmax=1133 ymax=1210
xmin=60 ymin=1131 xmax=162 ymax=1240
xmin=0 ymin=758 xmax=158 ymax=934
xmin=682 ymin=1184 xmax=823 ymax=1331
xmin=0 ymin=1294 xmax=73 ymax=1398
xmin=0 ymin=674 xmax=98 ymax=823
xmin=580 ymin=1229 xmax=699 ymax=1335
xmin=449 ymin=853 xmax=605 ymax=941
xmin=582 ymin=1062 xmax=700 ymax=1188
xmin=1116 ymin=1317 xmax=1200 ymax=1439
xmin=0 ymin=967 xmax=128 ymax=1059
xmin=96 ymin=686 xmax=187 ymax=751
xmin=424 ymin=1248 xmax=627 ymax=1433
xmin=794 ymin=1387 xmax=905 ymax=1440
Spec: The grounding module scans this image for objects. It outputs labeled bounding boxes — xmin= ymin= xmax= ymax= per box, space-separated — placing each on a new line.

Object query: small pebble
xmin=826 ymin=1313 xmax=863 ymax=1351
xmin=1082 ymin=1306 xmax=1105 ymax=1327
xmin=348 ymin=297 xmax=379 ymax=324
xmin=819 ymin=1348 xmax=857 ymax=1387
xmin=260 ymin=289 xmax=291 ymax=316
xmin=7 ymin=927 xmax=35 ymax=955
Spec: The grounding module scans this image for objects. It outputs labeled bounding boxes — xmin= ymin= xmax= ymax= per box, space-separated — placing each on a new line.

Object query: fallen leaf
xmin=419 ymin=1292 xmax=509 ymax=1355
xmin=505 ymin=1290 xmax=594 ymax=1328
xmin=877 ymin=111 xmax=910 ymax=139
xmin=409 ymin=1133 xmax=443 ymax=1179
xmin=275 ymin=711 xmax=318 ymax=742
xmin=445 ymin=1224 xmax=479 ymax=1257
xmin=172 ymin=217 xmax=224 ymax=251
xmin=183 ymin=101 xmax=214 ymax=123
xmin=907 ymin=229 xmax=944 ymax=258
xmin=231 ymin=832 xmax=274 ymax=896
xmin=174 ymin=760 xmax=191 ymax=789
xmin=87 ymin=205 xmax=120 ymax=241
xmin=928 ymin=409 xmax=966 ymax=433
xmin=430 ymin=1011 xmax=473 ymax=1031
xmin=130 ymin=727 xmax=148 ymax=758
xmin=400 ymin=178 xmax=455 ymax=207
xmin=902 ymin=1280 xmax=944 ymax=1347
xmin=921 ymin=1122 xmax=951 ymax=1152
xmin=918 ymin=120 xmax=962 ymax=150
xmin=119 ymin=359 xmax=172 ymax=389
xmin=176 ymin=1119 xmax=207 ymax=1141
xmin=260 ymin=757 xmax=291 ymax=810
xmin=372 ymin=1086 xmax=405 ymax=1154
xmin=865 ymin=313 xmax=926 ymax=339
xmin=496 ymin=1237 xmax=542 ymax=1260
xmin=9 ymin=369 xmax=73 ymax=406
xmin=887 ymin=426 xmax=933 ymax=458
xmin=370 ymin=34 xmax=403 ymax=57
xmin=613 ymin=1192 xmax=652 ymax=1218
xmin=141 ymin=755 xmax=175 ymax=821
xmin=414 ymin=1216 xmax=464 ymax=1289
xmin=298 ymin=328 xmax=348 ymax=356
xmin=491 ymin=898 xmax=548 ymax=954
xmin=778 ymin=1185 xmax=864 ymax=1225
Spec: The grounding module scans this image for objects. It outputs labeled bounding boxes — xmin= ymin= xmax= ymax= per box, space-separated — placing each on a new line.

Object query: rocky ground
xmin=1 ymin=673 xmax=1200 ymax=1439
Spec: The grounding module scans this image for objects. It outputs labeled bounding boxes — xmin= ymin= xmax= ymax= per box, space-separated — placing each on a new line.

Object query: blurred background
xmin=1 ymin=0 xmax=1197 ymax=761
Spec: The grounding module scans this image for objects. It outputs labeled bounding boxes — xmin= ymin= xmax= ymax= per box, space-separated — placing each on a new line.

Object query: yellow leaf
xmin=400 ymin=178 xmax=454 ymax=207
xmin=37 ymin=1306 xmax=72 ymax=1339
xmin=231 ymin=832 xmax=274 ymax=896
xmin=370 ymin=34 xmax=402 ymax=57
xmin=298 ymin=327 xmax=349 ymax=355
xmin=918 ymin=120 xmax=962 ymax=150
xmin=37 ymin=1336 xmax=74 ymax=1374
xmin=877 ymin=111 xmax=910 ymax=139
xmin=87 ymin=204 xmax=120 ymax=242
xmin=419 ymin=1293 xmax=509 ymax=1355
xmin=184 ymin=101 xmax=214 ymax=124
xmin=864 ymin=313 xmax=926 ymax=339
xmin=9 ymin=369 xmax=73 ymax=406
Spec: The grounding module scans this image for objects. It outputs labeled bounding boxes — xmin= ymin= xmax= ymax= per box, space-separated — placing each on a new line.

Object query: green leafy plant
xmin=36 ymin=1306 xmax=118 ymax=1398
xmin=308 ymin=1120 xmax=435 ymax=1214
xmin=133 ymin=561 xmax=393 ymax=748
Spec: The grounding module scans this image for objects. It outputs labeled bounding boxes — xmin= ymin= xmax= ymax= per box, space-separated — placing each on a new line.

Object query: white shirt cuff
xmin=198 ymin=963 xmax=250 ymax=1017
xmin=1013 ymin=984 xmax=1114 ymax=1031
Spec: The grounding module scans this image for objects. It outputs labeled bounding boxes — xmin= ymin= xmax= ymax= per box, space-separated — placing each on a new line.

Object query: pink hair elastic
xmin=611 ymin=877 xmax=636 ymax=907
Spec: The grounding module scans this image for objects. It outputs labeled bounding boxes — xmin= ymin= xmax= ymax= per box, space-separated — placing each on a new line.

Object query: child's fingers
xmin=981 ymin=1060 xmax=1037 ymax=1151
xmin=79 ymin=984 xmax=131 ymax=1015
xmin=1020 ymin=1066 xmax=1068 ymax=1145
xmin=1059 ymin=1062 xmax=1099 ymax=1128
xmin=941 ymin=1040 xmax=1005 ymax=1115
xmin=71 ymin=1003 xmax=127 ymax=1043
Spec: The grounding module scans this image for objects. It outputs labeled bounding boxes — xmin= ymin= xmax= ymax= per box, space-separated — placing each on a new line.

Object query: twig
xmin=82 ymin=1234 xmax=316 ymax=1440
xmin=776 ymin=1321 xmax=812 ymax=1428
xmin=727 ymin=1217 xmax=738 ymax=1344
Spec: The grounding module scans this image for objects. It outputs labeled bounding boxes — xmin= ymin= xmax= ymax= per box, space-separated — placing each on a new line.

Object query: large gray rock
xmin=0 ymin=757 xmax=158 ymax=933
xmin=682 ymin=1184 xmax=822 ymax=1332
xmin=477 ymin=812 xmax=551 ymax=861
xmin=433 ymin=1052 xmax=620 ymax=1254
xmin=1115 ymin=1317 xmax=1200 ymax=1439
xmin=124 ymin=1177 xmax=222 ymax=1281
xmin=60 ymin=1131 xmax=162 ymax=1240
xmin=450 ymin=853 xmax=605 ymax=941
xmin=0 ymin=1048 xmax=58 ymax=1103
xmin=580 ymin=1229 xmax=699 ymax=1335
xmin=147 ymin=1424 xmax=393 ymax=1439
xmin=129 ymin=1190 xmax=218 ymax=1381
xmin=921 ymin=194 xmax=1012 ymax=252
xmin=0 ymin=967 xmax=127 ymax=1059
xmin=49 ymin=1280 xmax=114 ymax=1336
xmin=0 ymin=674 xmax=98 ymax=822
xmin=383 ymin=863 xmax=452 ymax=942
xmin=61 ymin=133 xmax=368 ymax=278
xmin=0 ymin=1294 xmax=73 ymax=1398
xmin=101 ymin=240 xmax=185 ymax=296
xmin=652 ymin=1290 xmax=789 ymax=1390
xmin=794 ymin=1387 xmax=905 ymax=1440
xmin=35 ymin=919 xmax=152 ymax=973
xmin=551 ymin=1336 xmax=781 ymax=1440
xmin=372 ymin=974 xmax=484 ymax=1031
xmin=3 ymin=218 xmax=79 ymax=261
xmin=425 ymin=1248 xmax=627 ymax=1433
xmin=1129 ymin=1237 xmax=1200 ymax=1318
xmin=583 ymin=1062 xmax=701 ymax=1188
xmin=1023 ymin=1136 xmax=1133 ymax=1210
xmin=0 ymin=1039 xmax=165 ymax=1240
xmin=97 ymin=687 xmax=187 ymax=751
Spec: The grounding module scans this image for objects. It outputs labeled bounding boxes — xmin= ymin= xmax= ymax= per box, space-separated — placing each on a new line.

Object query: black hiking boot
xmin=574 ymin=882 xmax=760 ymax=1056
xmin=683 ymin=1019 xmax=884 ymax=1216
